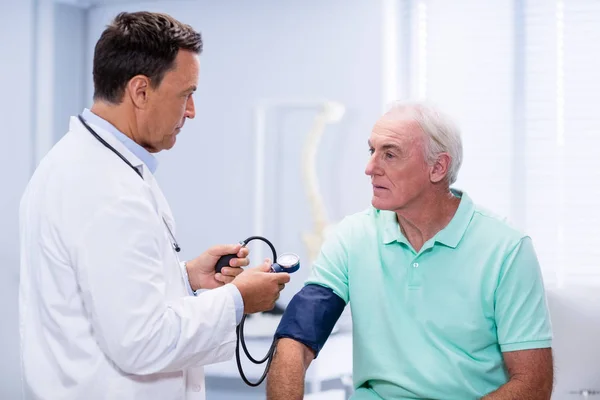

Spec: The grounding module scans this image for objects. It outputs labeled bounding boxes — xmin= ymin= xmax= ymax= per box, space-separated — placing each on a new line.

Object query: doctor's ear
xmin=127 ymin=75 xmax=151 ymax=108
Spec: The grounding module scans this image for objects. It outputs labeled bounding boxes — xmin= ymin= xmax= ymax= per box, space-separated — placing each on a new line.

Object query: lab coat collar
xmin=80 ymin=109 xmax=158 ymax=174
xmin=70 ymin=115 xmax=152 ymax=181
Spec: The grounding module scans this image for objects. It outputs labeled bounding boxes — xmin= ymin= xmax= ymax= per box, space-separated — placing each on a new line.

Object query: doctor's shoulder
xmin=55 ymin=131 xmax=133 ymax=175
xmin=27 ymin=129 xmax=153 ymax=221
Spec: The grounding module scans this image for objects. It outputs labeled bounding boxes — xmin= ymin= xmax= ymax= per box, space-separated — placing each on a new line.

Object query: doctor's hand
xmin=232 ymin=260 xmax=291 ymax=314
xmin=185 ymin=244 xmax=249 ymax=291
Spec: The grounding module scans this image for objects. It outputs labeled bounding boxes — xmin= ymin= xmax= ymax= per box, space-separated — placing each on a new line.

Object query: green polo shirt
xmin=305 ymin=190 xmax=552 ymax=399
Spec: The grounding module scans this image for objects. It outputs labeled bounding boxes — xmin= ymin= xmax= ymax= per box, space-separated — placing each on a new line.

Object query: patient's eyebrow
xmin=381 ymin=143 xmax=402 ymax=152
xmin=368 ymin=140 xmax=403 ymax=153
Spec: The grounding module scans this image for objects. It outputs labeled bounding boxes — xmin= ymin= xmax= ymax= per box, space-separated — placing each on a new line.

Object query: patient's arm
xmin=482 ymin=348 xmax=554 ymax=400
xmin=267 ymin=338 xmax=315 ymax=400
xmin=266 ymin=284 xmax=346 ymax=400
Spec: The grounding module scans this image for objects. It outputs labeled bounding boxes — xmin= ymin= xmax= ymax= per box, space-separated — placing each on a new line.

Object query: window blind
xmin=525 ymin=0 xmax=600 ymax=284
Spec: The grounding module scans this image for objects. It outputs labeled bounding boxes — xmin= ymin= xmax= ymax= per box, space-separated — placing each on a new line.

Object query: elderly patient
xmin=266 ymin=102 xmax=553 ymax=400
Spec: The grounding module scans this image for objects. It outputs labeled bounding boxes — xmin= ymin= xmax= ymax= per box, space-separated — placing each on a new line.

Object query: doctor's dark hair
xmin=92 ymin=11 xmax=203 ymax=104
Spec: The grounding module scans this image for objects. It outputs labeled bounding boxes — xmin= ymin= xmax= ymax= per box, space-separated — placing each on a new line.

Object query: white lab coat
xmin=19 ymin=116 xmax=237 ymax=400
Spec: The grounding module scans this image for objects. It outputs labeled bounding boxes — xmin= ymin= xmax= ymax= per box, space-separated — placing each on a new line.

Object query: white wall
xmin=421 ymin=0 xmax=515 ymax=221
xmin=0 ymin=1 xmax=87 ymax=397
xmin=86 ymin=0 xmax=385 ymax=302
xmin=53 ymin=2 xmax=87 ymax=142
xmin=0 ymin=1 xmax=34 ymax=398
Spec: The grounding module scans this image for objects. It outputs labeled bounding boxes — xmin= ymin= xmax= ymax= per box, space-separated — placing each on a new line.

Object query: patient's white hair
xmin=384 ymin=101 xmax=463 ymax=185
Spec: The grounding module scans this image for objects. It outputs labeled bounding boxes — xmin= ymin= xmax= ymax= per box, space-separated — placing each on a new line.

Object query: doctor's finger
xmin=215 ymin=273 xmax=236 ymax=284
xmin=270 ymin=294 xmax=280 ymax=308
xmin=237 ymin=247 xmax=249 ymax=258
xmin=230 ymin=256 xmax=249 ymax=267
xmin=220 ymin=266 xmax=244 ymax=277
xmin=208 ymin=243 xmax=242 ymax=257
xmin=273 ymin=272 xmax=291 ymax=284
xmin=252 ymin=258 xmax=273 ymax=273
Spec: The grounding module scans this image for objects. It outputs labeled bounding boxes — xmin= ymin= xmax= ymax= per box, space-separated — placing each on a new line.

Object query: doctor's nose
xmin=185 ymin=95 xmax=196 ymax=119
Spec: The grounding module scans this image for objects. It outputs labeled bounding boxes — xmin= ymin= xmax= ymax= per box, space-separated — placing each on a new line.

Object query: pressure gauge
xmin=271 ymin=252 xmax=300 ymax=273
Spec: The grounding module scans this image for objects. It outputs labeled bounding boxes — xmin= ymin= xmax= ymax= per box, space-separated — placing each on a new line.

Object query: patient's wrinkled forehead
xmin=371 ymin=116 xmax=425 ymax=147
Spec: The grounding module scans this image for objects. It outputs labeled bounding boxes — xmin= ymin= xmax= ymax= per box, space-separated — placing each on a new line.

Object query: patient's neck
xmin=395 ymin=188 xmax=460 ymax=252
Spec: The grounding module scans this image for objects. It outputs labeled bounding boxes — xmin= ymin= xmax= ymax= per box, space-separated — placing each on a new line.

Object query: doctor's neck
xmin=90 ymin=101 xmax=151 ymax=152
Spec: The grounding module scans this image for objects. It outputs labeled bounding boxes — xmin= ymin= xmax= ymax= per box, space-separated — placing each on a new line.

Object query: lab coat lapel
xmin=144 ymin=172 xmax=177 ymax=234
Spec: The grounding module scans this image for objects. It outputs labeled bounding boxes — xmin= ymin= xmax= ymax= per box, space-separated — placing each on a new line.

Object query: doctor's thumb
xmin=209 ymin=243 xmax=242 ymax=256
xmin=255 ymin=258 xmax=273 ymax=272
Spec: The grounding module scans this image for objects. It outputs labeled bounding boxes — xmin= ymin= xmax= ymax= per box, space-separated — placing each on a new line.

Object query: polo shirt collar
xmin=381 ymin=189 xmax=475 ymax=248
xmin=434 ymin=189 xmax=475 ymax=248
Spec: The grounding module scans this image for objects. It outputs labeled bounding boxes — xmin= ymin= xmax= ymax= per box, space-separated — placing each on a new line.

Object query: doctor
xmin=19 ymin=11 xmax=289 ymax=400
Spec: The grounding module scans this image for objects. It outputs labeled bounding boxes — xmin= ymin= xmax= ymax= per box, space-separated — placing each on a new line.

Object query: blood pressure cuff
xmin=274 ymin=284 xmax=346 ymax=358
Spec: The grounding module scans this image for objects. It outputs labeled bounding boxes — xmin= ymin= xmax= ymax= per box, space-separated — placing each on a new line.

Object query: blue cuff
xmin=224 ymin=284 xmax=244 ymax=324
xmin=274 ymin=284 xmax=346 ymax=357
xmin=180 ymin=261 xmax=196 ymax=296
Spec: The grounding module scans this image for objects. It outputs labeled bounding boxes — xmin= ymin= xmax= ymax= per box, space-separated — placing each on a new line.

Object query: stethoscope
xmin=77 ymin=115 xmax=181 ymax=253
xmin=79 ymin=114 xmax=301 ymax=387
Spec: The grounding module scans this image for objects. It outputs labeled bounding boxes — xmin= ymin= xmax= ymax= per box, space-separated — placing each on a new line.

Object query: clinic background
xmin=1 ymin=0 xmax=599 ymax=398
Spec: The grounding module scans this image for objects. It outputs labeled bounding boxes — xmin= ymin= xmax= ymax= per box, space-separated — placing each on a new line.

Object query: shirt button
xmin=413 ymin=262 xmax=419 ymax=268
xmin=192 ymin=384 xmax=202 ymax=392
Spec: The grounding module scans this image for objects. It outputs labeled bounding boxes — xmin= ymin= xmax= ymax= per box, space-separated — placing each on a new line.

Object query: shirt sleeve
xmin=180 ymin=261 xmax=196 ymax=296
xmin=223 ymin=284 xmax=244 ymax=324
xmin=74 ymin=195 xmax=238 ymax=375
xmin=494 ymin=236 xmax=553 ymax=352
xmin=304 ymin=220 xmax=351 ymax=304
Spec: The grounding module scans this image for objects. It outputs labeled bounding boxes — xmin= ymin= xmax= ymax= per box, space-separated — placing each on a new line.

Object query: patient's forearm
xmin=266 ymin=338 xmax=314 ymax=400
xmin=483 ymin=348 xmax=553 ymax=400
xmin=482 ymin=377 xmax=552 ymax=400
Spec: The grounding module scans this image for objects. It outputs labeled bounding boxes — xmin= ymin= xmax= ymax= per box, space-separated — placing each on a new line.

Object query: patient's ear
xmin=430 ymin=153 xmax=451 ymax=183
